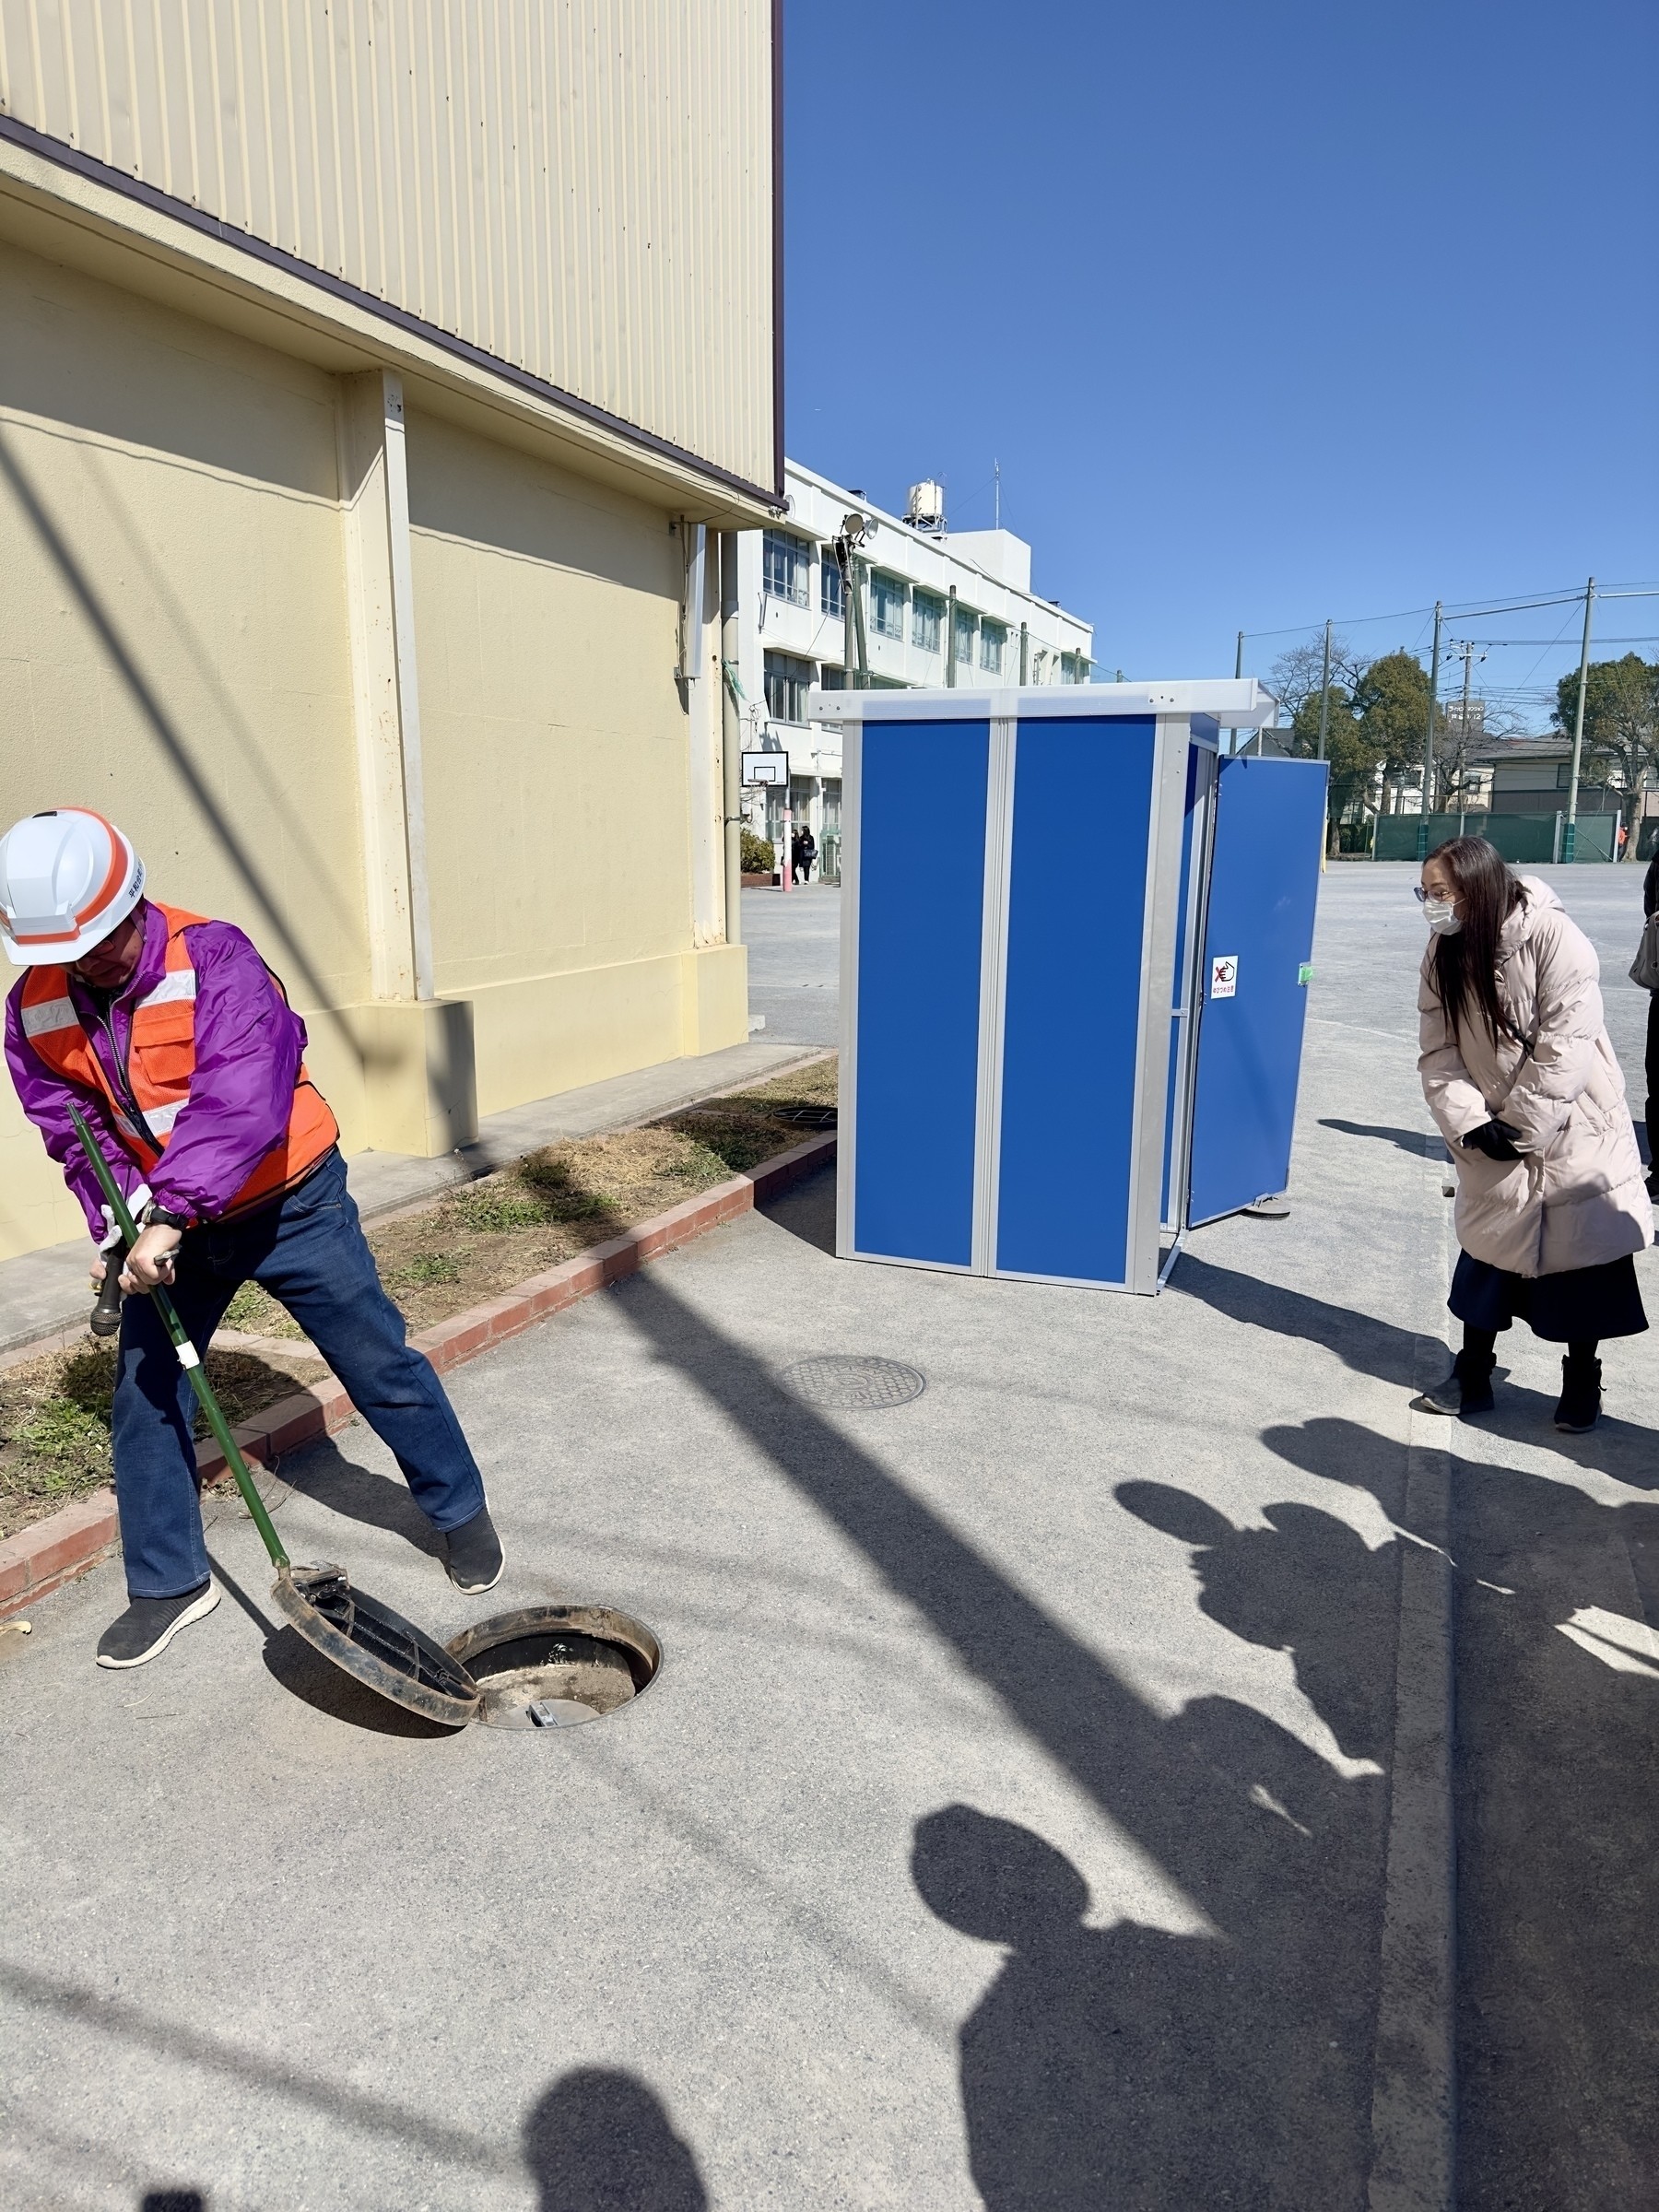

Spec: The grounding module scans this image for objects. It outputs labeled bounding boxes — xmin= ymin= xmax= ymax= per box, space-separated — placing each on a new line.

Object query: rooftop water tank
xmin=905 ymin=480 xmax=947 ymax=531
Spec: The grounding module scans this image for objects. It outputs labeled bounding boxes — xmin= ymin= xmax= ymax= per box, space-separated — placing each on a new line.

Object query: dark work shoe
xmin=442 ymin=1505 xmax=504 ymax=1593
xmin=1554 ymin=1355 xmax=1603 ymax=1433
xmin=96 ymin=1580 xmax=219 ymax=1669
xmin=1414 ymin=1349 xmax=1497 ymax=1419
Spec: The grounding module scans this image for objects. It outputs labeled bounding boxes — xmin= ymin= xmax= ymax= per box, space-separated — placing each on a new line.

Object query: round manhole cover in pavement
xmin=780 ymin=1355 xmax=927 ymax=1410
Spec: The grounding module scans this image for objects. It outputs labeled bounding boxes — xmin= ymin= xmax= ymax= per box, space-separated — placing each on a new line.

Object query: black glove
xmin=1461 ymin=1119 xmax=1524 ymax=1162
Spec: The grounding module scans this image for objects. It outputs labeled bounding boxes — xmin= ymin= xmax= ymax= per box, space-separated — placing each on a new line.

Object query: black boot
xmin=1554 ymin=1354 xmax=1603 ymax=1433
xmin=1415 ymin=1347 xmax=1497 ymax=1418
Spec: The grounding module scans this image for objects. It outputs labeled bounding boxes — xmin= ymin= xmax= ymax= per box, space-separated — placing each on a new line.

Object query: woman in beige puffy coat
xmin=1416 ymin=835 xmax=1652 ymax=1430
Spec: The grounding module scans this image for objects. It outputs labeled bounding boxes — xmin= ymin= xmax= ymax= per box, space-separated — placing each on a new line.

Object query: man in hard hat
xmin=2 ymin=807 xmax=504 ymax=1669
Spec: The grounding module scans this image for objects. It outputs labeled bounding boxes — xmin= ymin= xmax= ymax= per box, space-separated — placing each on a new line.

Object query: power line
xmin=1241 ymin=582 xmax=1659 ymax=645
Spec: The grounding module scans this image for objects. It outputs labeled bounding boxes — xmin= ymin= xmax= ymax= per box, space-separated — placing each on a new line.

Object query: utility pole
xmin=1316 ymin=618 xmax=1332 ymax=761
xmin=1563 ymin=577 xmax=1594 ymax=864
xmin=1419 ymin=601 xmax=1442 ymax=859
xmin=1449 ymin=637 xmax=1483 ymax=821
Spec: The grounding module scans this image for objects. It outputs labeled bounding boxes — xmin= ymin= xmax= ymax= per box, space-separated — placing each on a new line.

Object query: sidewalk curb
xmin=0 ymin=1131 xmax=836 ymax=1621
xmin=1367 ymin=1135 xmax=1456 ymax=2211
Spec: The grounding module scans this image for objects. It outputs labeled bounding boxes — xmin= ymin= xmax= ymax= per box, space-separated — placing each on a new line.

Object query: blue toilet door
xmin=1186 ymin=755 xmax=1327 ymax=1227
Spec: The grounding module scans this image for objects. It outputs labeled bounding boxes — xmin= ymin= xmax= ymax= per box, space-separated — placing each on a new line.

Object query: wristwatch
xmin=141 ymin=1201 xmax=193 ymax=1233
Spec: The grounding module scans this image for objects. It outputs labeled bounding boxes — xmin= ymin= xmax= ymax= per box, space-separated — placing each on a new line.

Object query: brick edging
xmin=0 ymin=1131 xmax=836 ymax=1619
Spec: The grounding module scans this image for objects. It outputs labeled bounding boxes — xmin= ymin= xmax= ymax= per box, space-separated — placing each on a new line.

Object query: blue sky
xmin=782 ymin=0 xmax=1658 ymax=718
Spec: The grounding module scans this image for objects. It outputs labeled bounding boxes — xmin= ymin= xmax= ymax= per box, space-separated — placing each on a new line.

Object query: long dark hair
xmin=1426 ymin=836 xmax=1526 ymax=1044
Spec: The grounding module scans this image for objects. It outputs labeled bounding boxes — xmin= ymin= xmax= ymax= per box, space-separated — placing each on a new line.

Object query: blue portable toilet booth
xmin=809 ymin=681 xmax=1328 ymax=1295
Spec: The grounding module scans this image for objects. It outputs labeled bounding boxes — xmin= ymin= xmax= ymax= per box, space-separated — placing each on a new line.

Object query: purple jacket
xmin=6 ymin=900 xmax=314 ymax=1237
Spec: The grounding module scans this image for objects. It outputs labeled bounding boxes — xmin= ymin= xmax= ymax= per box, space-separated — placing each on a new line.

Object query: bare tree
xmin=1267 ymin=633 xmax=1372 ymax=724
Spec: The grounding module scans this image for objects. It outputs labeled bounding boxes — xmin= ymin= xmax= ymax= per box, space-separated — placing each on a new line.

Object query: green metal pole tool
xmin=67 ymin=1100 xmax=481 ymax=1725
xmin=71 ymin=1101 xmax=288 ymax=1566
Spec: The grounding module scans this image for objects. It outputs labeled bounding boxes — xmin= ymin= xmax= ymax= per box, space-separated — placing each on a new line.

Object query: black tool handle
xmin=90 ymin=1238 xmax=127 ymax=1337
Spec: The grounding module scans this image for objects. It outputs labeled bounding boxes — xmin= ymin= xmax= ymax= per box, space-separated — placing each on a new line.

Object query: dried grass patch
xmin=0 ymin=1337 xmax=327 ymax=1542
xmin=2 ymin=1055 xmax=835 ymax=1534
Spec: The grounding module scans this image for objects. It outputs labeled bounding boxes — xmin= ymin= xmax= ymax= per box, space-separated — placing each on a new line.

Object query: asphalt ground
xmin=1 ymin=863 xmax=1653 ymax=2209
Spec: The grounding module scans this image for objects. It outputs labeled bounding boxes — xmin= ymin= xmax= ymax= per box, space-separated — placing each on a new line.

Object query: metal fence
xmin=1371 ymin=812 xmax=1618 ymax=864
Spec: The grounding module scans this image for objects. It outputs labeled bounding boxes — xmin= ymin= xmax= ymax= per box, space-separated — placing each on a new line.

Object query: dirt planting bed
xmin=0 ymin=1057 xmax=835 ymax=1540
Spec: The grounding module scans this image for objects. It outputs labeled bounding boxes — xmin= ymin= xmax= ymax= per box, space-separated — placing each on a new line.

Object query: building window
xmin=764 ymin=650 xmax=814 ymax=724
xmin=953 ymin=606 xmax=977 ymax=669
xmin=763 ymin=530 xmax=810 ymax=607
xmin=912 ymin=591 xmax=943 ymax=653
xmin=820 ymin=554 xmax=844 ymax=619
xmin=871 ymin=571 xmax=907 ymax=640
xmin=819 ymin=665 xmax=847 ymax=690
xmin=979 ymin=619 xmax=1006 ymax=674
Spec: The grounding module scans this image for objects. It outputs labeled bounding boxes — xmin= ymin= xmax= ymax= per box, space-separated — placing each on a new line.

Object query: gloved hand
xmin=90 ymin=1184 xmax=150 ymax=1289
xmin=1462 ymin=1120 xmax=1524 ymax=1162
xmin=97 ymin=1183 xmax=151 ymax=1252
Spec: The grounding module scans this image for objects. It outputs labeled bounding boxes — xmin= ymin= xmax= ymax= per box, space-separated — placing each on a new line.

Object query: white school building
xmin=727 ymin=461 xmax=1096 ymax=878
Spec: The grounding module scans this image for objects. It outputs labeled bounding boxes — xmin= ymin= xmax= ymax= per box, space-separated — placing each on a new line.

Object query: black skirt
xmin=1449 ymin=1250 xmax=1649 ymax=1343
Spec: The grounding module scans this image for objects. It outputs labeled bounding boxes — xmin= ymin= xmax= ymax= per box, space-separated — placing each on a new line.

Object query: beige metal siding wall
xmin=0 ymin=0 xmax=776 ymax=492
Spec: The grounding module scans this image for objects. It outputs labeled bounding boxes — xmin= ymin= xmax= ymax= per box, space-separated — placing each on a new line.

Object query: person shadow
xmin=910 ymin=1477 xmax=1420 ymax=2206
xmin=522 ymin=2068 xmax=708 ymax=2212
xmin=913 ymin=1703 xmax=1380 ymax=2212
xmin=1114 ymin=1482 xmax=1396 ymax=1764
xmin=1262 ymin=1414 xmax=1659 ymax=2206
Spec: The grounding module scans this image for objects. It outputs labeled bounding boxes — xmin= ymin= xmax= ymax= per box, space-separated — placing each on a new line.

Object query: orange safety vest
xmin=19 ymin=900 xmax=339 ymax=1219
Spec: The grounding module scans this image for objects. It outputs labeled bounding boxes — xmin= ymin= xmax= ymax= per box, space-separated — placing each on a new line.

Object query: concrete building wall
xmin=0 ymin=0 xmax=779 ymax=495
xmin=0 ymin=240 xmax=747 ymax=1264
xmin=406 ymin=409 xmax=742 ymax=1117
xmin=0 ymin=232 xmax=372 ymax=1257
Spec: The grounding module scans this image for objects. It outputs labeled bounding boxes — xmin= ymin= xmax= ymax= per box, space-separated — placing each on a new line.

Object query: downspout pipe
xmin=719 ymin=533 xmax=743 ymax=944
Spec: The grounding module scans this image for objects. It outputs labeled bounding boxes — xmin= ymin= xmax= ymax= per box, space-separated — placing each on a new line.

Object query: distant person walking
xmin=1414 ymin=836 xmax=1651 ymax=1431
xmin=792 ymin=827 xmax=817 ymax=885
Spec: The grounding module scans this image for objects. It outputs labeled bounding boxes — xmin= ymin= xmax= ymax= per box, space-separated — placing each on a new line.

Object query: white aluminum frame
xmin=808 ymin=677 xmax=1278 ymax=730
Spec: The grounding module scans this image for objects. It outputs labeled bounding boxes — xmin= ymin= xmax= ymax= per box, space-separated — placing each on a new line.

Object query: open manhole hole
xmin=445 ymin=1605 xmax=660 ymax=1732
xmin=780 ymin=1355 xmax=927 ymax=1410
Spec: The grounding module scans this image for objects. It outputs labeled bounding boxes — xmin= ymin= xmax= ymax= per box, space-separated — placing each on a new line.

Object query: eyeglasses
xmin=1411 ymin=886 xmax=1428 ymax=902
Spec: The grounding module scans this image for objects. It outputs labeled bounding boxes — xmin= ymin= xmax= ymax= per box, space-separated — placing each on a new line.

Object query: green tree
xmin=1551 ymin=653 xmax=1659 ymax=853
xmin=1351 ymin=650 xmax=1443 ymax=803
xmin=1284 ymin=685 xmax=1375 ymax=833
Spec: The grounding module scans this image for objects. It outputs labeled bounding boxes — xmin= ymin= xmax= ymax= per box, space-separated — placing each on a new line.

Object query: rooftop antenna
xmin=994 ymin=459 xmax=1001 ymax=531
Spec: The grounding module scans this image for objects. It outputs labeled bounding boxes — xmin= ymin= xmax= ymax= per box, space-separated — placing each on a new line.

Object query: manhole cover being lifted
xmin=445 ymin=1605 xmax=660 ymax=1731
xmin=780 ymin=1355 xmax=927 ymax=1410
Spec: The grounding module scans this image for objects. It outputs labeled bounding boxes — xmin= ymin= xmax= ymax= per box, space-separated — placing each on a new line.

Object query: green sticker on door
xmin=1298 ymin=963 xmax=1313 ymax=985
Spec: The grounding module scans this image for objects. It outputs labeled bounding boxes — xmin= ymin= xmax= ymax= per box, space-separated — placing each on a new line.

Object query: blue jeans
xmin=112 ymin=1150 xmax=486 ymax=1597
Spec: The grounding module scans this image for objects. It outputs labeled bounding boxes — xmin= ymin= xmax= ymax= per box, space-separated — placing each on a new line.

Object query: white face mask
xmin=1423 ymin=897 xmax=1462 ymax=936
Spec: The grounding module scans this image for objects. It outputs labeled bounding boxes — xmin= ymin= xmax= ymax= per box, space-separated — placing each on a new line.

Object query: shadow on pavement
xmin=272 ymin=1435 xmax=445 ymax=1556
xmin=523 ymin=2069 xmax=708 ymax=2210
xmin=1263 ymin=1414 xmax=1659 ymax=2206
xmin=610 ymin=1265 xmax=1392 ymax=2205
xmin=756 ymin=1158 xmax=836 ymax=1256
xmin=1319 ymin=1116 xmax=1447 ymax=1159
xmin=1116 ymin=1482 xmax=1395 ymax=1764
xmin=138 ymin=2194 xmax=205 ymax=2210
xmin=1170 ymin=1251 xmax=1424 ymax=1388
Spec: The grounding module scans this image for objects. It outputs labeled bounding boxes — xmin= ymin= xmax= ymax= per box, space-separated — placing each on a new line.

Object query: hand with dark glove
xmin=1462 ymin=1119 xmax=1524 ymax=1161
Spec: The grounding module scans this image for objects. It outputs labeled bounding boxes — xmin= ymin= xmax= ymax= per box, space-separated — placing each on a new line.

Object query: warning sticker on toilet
xmin=1209 ymin=955 xmax=1239 ymax=1000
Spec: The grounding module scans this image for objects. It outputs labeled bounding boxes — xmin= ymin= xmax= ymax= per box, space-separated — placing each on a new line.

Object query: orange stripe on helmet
xmin=71 ymin=810 xmax=131 ymax=926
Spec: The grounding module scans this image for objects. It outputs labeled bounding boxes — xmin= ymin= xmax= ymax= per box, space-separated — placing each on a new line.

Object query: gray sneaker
xmin=442 ymin=1505 xmax=505 ymax=1594
xmin=96 ymin=1580 xmax=219 ymax=1669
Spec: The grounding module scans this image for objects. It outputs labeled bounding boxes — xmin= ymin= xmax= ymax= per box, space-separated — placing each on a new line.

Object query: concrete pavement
xmin=1 ymin=865 xmax=1654 ymax=2208
xmin=740 ymin=883 xmax=841 ymax=1047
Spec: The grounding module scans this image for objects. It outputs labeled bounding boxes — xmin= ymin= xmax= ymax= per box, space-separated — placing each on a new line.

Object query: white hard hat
xmin=0 ymin=809 xmax=147 ymax=967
